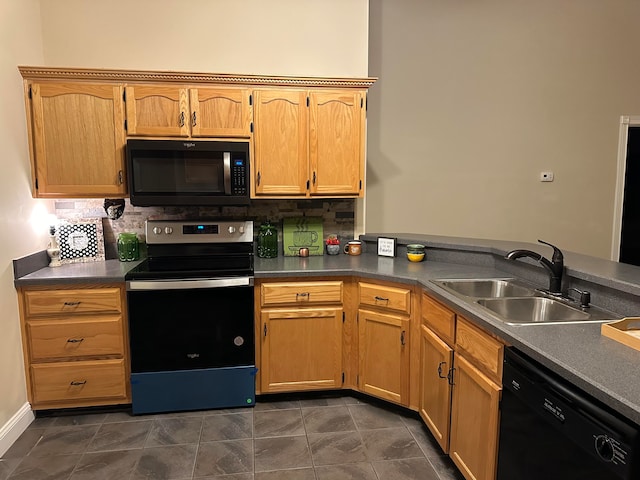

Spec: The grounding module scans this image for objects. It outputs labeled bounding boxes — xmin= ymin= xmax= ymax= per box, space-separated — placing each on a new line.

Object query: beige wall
xmin=39 ymin=0 xmax=369 ymax=77
xmin=0 ymin=0 xmax=48 ymax=428
xmin=368 ymin=0 xmax=640 ymax=258
xmin=2 ymin=0 xmax=368 ymax=438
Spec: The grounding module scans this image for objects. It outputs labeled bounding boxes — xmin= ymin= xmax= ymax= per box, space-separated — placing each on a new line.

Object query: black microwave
xmin=126 ymin=139 xmax=250 ymax=206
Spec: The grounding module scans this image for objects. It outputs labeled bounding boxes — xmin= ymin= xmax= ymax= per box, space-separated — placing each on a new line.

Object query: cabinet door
xmin=309 ymin=90 xmax=364 ymax=196
xmin=125 ymin=85 xmax=189 ymax=136
xmin=419 ymin=325 xmax=453 ymax=453
xmin=253 ymin=89 xmax=308 ymax=195
xmin=261 ymin=307 xmax=342 ymax=392
xmin=29 ymin=82 xmax=126 ymax=197
xmin=449 ymin=353 xmax=501 ymax=480
xmin=190 ymin=87 xmax=252 ymax=137
xmin=358 ymin=309 xmax=409 ymax=405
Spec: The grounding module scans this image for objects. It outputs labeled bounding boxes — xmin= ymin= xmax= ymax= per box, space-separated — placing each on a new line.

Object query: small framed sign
xmin=377 ymin=237 xmax=397 ymax=257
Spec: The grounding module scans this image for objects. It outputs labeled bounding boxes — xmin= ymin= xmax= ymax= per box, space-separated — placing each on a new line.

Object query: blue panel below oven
xmin=130 ymin=366 xmax=256 ymax=415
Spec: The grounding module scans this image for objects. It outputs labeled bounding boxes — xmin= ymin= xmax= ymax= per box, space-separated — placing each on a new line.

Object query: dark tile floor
xmin=0 ymin=394 xmax=465 ymax=480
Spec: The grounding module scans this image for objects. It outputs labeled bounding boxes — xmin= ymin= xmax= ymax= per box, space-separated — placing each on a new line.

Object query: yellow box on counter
xmin=601 ymin=318 xmax=640 ymax=352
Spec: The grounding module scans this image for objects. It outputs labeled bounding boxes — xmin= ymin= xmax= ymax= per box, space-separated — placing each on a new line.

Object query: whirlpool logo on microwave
xmin=183 ymin=142 xmax=196 ymax=148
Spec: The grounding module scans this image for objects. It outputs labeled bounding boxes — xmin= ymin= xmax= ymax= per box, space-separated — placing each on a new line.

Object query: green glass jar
xmin=117 ymin=232 xmax=139 ymax=262
xmin=257 ymin=221 xmax=278 ymax=258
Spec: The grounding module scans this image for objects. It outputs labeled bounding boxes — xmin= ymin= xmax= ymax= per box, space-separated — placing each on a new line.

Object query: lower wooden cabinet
xmin=419 ymin=323 xmax=454 ymax=452
xmin=449 ymin=353 xmax=501 ymax=480
xmin=256 ymin=279 xmax=345 ymax=394
xmin=260 ymin=307 xmax=343 ymax=392
xmin=17 ymin=283 xmax=130 ymax=410
xmin=420 ymin=292 xmax=503 ymax=480
xmin=358 ymin=309 xmax=409 ymax=405
xmin=30 ymin=359 xmax=128 ymax=405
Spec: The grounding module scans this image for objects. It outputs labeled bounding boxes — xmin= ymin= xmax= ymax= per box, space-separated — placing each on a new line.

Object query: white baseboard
xmin=0 ymin=403 xmax=34 ymax=457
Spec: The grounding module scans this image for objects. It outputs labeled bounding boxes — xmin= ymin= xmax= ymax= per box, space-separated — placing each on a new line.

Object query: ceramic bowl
xmin=407 ymin=252 xmax=425 ymax=262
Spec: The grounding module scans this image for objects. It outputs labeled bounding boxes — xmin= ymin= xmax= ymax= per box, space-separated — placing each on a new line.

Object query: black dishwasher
xmin=498 ymin=348 xmax=640 ymax=480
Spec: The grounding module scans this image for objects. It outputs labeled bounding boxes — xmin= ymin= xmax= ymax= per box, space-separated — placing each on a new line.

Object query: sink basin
xmin=477 ymin=297 xmax=594 ymax=325
xmin=432 ymin=279 xmax=537 ymax=298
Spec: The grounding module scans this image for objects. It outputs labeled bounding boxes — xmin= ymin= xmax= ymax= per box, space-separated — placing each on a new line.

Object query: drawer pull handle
xmin=66 ymin=338 xmax=84 ymax=343
xmin=296 ymin=292 xmax=310 ymax=299
xmin=63 ymin=301 xmax=81 ymax=306
xmin=374 ymin=296 xmax=389 ymax=303
xmin=400 ymin=330 xmax=406 ymax=346
xmin=437 ymin=361 xmax=448 ymax=379
xmin=69 ymin=380 xmax=87 ymax=386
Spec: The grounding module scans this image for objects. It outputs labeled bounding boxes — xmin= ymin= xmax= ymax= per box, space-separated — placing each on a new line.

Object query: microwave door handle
xmin=223 ymin=152 xmax=232 ymax=194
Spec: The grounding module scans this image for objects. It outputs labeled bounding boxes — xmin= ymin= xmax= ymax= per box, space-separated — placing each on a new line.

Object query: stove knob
xmin=228 ymin=226 xmax=236 ymax=234
xmin=239 ymin=226 xmax=245 ymax=234
xmin=164 ymin=227 xmax=173 ymax=235
xmin=595 ymin=435 xmax=615 ymax=462
xmin=152 ymin=227 xmax=162 ymax=235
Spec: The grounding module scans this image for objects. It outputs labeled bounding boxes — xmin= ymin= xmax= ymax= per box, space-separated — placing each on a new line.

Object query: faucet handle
xmin=537 ymin=239 xmax=564 ymax=263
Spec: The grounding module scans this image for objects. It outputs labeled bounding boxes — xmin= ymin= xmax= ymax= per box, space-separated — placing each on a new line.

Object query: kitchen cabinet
xmin=450 ymin=316 xmax=503 ymax=480
xmin=16 ymin=284 xmax=130 ymax=410
xmin=26 ymin=82 xmax=126 ymax=197
xmin=19 ymin=67 xmax=374 ymax=200
xmin=419 ymin=293 xmax=456 ymax=453
xmin=253 ymin=88 xmax=366 ymax=198
xmin=420 ymin=292 xmax=503 ymax=480
xmin=357 ymin=281 xmax=412 ymax=405
xmin=257 ymin=280 xmax=344 ymax=393
xmin=125 ymin=85 xmax=252 ymax=137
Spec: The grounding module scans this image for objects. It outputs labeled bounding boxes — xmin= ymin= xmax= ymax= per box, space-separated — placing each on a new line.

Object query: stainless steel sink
xmin=476 ymin=297 xmax=592 ymax=325
xmin=432 ymin=279 xmax=537 ymax=298
xmin=431 ymin=278 xmax=619 ymax=325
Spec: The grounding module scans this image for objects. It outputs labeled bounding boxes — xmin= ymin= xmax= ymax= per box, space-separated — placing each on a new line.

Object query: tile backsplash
xmin=54 ymin=198 xmax=356 ymax=258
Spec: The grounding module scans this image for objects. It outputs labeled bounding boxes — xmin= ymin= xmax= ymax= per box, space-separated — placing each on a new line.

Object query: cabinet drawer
xmin=24 ymin=288 xmax=122 ymax=317
xmin=422 ymin=292 xmax=456 ymax=346
xmin=27 ymin=316 xmax=124 ymax=361
xmin=359 ymin=282 xmax=411 ymax=315
xmin=261 ymin=281 xmax=343 ymax=306
xmin=455 ymin=317 xmax=504 ymax=381
xmin=31 ymin=359 xmax=127 ymax=404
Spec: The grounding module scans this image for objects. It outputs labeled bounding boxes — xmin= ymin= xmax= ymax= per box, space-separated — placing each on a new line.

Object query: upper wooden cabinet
xmin=253 ymin=90 xmax=309 ymax=195
xmin=125 ymin=85 xmax=252 ymax=137
xmin=309 ymin=90 xmax=364 ymax=195
xmin=27 ymin=82 xmax=126 ymax=197
xmin=253 ymin=88 xmax=366 ymax=198
xmin=19 ymin=66 xmax=375 ymax=199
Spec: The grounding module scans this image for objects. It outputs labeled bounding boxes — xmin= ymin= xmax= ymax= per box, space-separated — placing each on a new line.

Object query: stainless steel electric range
xmin=125 ymin=220 xmax=255 ymax=415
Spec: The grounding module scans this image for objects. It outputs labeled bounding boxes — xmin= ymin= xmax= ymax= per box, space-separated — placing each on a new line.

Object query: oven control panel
xmin=146 ymin=220 xmax=253 ymax=244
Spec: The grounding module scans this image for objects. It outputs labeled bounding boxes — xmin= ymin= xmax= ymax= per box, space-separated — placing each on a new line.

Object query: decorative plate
xmin=57 ymin=218 xmax=105 ymax=263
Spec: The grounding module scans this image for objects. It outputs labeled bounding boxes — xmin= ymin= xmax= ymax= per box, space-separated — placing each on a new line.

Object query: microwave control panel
xmin=232 ymin=158 xmax=247 ymax=195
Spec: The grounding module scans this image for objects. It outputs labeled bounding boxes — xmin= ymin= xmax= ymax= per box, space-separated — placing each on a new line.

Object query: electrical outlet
xmin=540 ymin=171 xmax=554 ymax=182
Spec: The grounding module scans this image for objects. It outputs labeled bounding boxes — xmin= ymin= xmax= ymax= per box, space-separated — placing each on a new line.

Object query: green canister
xmin=257 ymin=221 xmax=278 ymax=258
xmin=117 ymin=232 xmax=139 ymax=261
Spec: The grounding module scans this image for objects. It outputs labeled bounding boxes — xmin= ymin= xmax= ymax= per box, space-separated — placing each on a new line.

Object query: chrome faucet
xmin=505 ymin=240 xmax=564 ymax=295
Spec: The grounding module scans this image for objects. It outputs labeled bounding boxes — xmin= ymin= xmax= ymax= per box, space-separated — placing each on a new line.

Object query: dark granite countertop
xmin=13 ymin=238 xmax=640 ymax=426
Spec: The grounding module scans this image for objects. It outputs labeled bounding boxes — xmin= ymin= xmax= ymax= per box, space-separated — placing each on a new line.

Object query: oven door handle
xmin=127 ymin=276 xmax=253 ymax=291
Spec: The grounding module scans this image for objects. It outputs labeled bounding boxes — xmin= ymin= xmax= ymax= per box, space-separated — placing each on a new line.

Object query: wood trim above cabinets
xmin=18 ymin=66 xmax=377 ymax=89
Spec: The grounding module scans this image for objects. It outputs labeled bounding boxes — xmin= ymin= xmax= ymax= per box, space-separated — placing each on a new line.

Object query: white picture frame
xmin=57 ymin=218 xmax=105 ymax=264
xmin=377 ymin=237 xmax=397 ymax=257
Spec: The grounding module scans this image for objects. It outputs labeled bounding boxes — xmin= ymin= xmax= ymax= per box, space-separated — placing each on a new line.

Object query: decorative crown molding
xmin=18 ymin=66 xmax=377 ymax=88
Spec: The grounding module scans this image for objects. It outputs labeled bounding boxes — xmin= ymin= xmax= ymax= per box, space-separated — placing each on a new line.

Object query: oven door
xmin=127 ymin=276 xmax=254 ymax=373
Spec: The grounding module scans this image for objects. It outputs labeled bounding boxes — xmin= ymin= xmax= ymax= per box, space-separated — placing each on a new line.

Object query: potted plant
xmin=326 ymin=234 xmax=340 ymax=255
